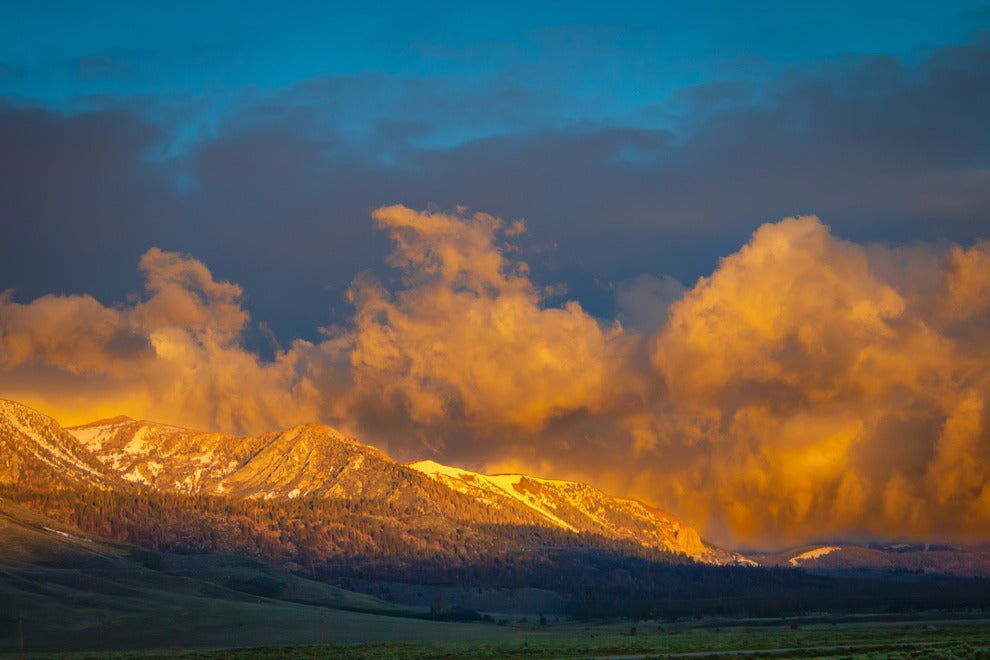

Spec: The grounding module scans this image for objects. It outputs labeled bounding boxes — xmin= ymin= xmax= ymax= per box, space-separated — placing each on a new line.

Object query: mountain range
xmin=3 ymin=397 xmax=989 ymax=576
xmin=0 ymin=398 xmax=733 ymax=563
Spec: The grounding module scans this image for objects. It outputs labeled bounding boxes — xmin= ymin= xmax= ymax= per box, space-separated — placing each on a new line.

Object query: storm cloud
xmin=2 ymin=35 xmax=989 ymax=342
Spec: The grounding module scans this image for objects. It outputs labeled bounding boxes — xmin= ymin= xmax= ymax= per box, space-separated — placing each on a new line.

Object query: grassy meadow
xmin=7 ymin=616 xmax=990 ymax=658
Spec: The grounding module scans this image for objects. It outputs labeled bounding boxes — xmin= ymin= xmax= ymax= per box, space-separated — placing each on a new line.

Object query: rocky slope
xmin=0 ymin=399 xmax=118 ymax=490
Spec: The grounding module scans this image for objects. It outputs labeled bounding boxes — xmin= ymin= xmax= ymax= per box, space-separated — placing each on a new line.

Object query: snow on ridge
xmin=408 ymin=458 xmax=721 ymax=559
xmin=409 ymin=460 xmax=578 ymax=531
xmin=408 ymin=459 xmax=474 ymax=480
xmin=1 ymin=406 xmax=103 ymax=478
xmin=484 ymin=473 xmax=578 ymax=531
xmin=489 ymin=472 xmax=582 ymax=487
xmin=789 ymin=545 xmax=841 ymax=565
xmin=123 ymin=426 xmax=149 ymax=454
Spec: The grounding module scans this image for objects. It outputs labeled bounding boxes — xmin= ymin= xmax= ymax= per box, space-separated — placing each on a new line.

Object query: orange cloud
xmin=347 ymin=205 xmax=631 ymax=431
xmin=1 ymin=207 xmax=987 ymax=547
xmin=0 ymin=248 xmax=328 ymax=431
xmin=642 ymin=217 xmax=990 ymax=545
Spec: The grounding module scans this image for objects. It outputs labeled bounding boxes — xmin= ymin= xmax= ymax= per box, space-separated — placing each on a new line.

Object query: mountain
xmin=17 ymin=399 xmax=990 ymax=574
xmin=59 ymin=405 xmax=727 ymax=560
xmin=6 ymin=398 xmax=990 ymax=638
xmin=67 ymin=416 xmax=432 ymax=502
xmin=0 ymin=399 xmax=118 ymax=490
xmin=64 ymin=416 xmax=541 ymax=524
xmin=409 ymin=460 xmax=732 ymax=563
xmin=748 ymin=543 xmax=990 ymax=577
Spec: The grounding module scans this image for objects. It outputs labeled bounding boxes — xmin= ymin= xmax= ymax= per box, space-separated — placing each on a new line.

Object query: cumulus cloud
xmin=644 ymin=217 xmax=990 ymax=545
xmin=346 ymin=205 xmax=630 ymax=431
xmin=0 ymin=205 xmax=633 ymax=437
xmin=1 ymin=205 xmax=988 ymax=547
xmin=0 ymin=247 xmax=328 ymax=431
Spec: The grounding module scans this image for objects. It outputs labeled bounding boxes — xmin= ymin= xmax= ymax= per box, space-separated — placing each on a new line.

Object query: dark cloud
xmin=1 ymin=35 xmax=988 ymax=344
xmin=0 ymin=105 xmax=179 ymax=301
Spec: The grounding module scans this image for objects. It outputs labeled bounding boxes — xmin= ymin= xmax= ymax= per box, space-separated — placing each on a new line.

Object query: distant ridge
xmin=70 ymin=414 xmax=135 ymax=427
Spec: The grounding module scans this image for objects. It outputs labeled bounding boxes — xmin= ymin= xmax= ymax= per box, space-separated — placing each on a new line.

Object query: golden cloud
xmin=347 ymin=205 xmax=630 ymax=430
xmin=644 ymin=216 xmax=990 ymax=545
xmin=0 ymin=206 xmax=987 ymax=547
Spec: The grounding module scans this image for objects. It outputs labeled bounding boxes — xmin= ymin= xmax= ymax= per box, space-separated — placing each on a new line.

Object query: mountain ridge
xmin=0 ymin=399 xmax=730 ymax=562
xmin=5 ymin=398 xmax=990 ymax=575
xmin=407 ymin=459 xmax=729 ymax=563
xmin=0 ymin=399 xmax=121 ymax=491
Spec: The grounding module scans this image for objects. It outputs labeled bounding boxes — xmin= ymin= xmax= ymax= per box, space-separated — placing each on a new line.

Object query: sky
xmin=1 ymin=2 xmax=989 ymax=548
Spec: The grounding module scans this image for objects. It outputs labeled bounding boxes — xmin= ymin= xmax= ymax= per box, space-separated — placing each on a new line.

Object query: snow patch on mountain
xmin=407 ymin=458 xmax=739 ymax=563
xmin=122 ymin=426 xmax=149 ymax=454
xmin=789 ymin=546 xmax=841 ymax=565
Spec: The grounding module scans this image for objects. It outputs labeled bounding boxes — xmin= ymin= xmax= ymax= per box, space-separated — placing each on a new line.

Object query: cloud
xmin=0 ymin=204 xmax=634 ymax=438
xmin=643 ymin=217 xmax=990 ymax=545
xmin=345 ymin=205 xmax=629 ymax=431
xmin=1 ymin=206 xmax=988 ymax=548
xmin=0 ymin=247 xmax=328 ymax=432
xmin=616 ymin=274 xmax=686 ymax=333
xmin=3 ymin=35 xmax=990 ymax=346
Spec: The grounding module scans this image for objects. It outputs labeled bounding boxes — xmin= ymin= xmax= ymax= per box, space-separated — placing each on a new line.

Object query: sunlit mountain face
xmin=1 ymin=3 xmax=989 ymax=556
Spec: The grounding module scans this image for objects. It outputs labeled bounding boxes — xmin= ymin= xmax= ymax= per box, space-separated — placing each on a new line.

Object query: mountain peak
xmin=68 ymin=414 xmax=135 ymax=429
xmin=0 ymin=398 xmax=50 ymax=418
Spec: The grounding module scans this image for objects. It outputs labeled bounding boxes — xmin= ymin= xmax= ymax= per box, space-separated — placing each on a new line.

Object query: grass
xmin=7 ymin=618 xmax=990 ymax=658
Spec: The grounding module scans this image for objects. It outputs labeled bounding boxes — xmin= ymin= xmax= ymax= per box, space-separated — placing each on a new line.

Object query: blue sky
xmin=1 ymin=1 xmax=989 ymax=343
xmin=4 ymin=2 xmax=988 ymax=133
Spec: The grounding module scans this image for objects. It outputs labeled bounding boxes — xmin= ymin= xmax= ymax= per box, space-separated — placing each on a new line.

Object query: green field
xmin=7 ymin=617 xmax=990 ymax=659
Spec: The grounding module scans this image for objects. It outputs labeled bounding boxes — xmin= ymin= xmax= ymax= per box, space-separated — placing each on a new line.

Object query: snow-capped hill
xmin=66 ymin=417 xmax=448 ymax=507
xmin=409 ymin=460 xmax=580 ymax=530
xmin=217 ymin=423 xmax=429 ymax=502
xmin=788 ymin=545 xmax=841 ymax=566
xmin=68 ymin=416 xmax=265 ymax=491
xmin=409 ymin=459 xmax=733 ymax=563
xmin=0 ymin=400 xmax=117 ymax=489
